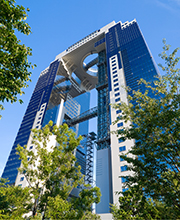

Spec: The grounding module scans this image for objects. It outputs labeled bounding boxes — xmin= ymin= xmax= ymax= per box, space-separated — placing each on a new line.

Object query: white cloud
xmin=171 ymin=0 xmax=180 ymax=6
xmin=155 ymin=0 xmax=176 ymax=12
xmin=153 ymin=0 xmax=180 ymax=17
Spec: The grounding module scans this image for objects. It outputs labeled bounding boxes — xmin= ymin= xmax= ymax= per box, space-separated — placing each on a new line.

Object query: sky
xmin=0 ymin=0 xmax=180 ymax=175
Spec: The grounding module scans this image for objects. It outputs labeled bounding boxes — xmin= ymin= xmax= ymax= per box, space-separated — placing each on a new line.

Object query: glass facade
xmin=96 ymin=50 xmax=110 ymax=150
xmin=1 ymin=20 xmax=159 ymax=213
xmin=1 ymin=60 xmax=59 ymax=184
xmin=105 ymin=21 xmax=158 ymax=96
xmin=71 ymin=92 xmax=90 ymax=175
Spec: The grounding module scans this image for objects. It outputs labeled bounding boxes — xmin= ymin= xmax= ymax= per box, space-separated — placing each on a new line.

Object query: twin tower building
xmin=2 ymin=19 xmax=158 ymax=215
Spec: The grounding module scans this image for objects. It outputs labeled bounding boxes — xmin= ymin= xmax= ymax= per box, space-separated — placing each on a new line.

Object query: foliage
xmin=71 ymin=186 xmax=101 ymax=219
xmin=46 ymin=189 xmax=101 ymax=220
xmin=112 ymin=40 xmax=180 ymax=218
xmin=0 ymin=0 xmax=36 ymax=118
xmin=15 ymin=121 xmax=101 ymax=219
xmin=111 ymin=186 xmax=176 ymax=220
xmin=0 ymin=178 xmax=32 ymax=219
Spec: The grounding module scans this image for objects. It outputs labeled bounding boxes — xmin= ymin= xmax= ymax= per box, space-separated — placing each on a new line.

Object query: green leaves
xmin=46 ymin=186 xmax=101 ymax=220
xmin=0 ymin=0 xmax=36 ymax=118
xmin=15 ymin=121 xmax=101 ymax=219
xmin=0 ymin=178 xmax=32 ymax=219
xmin=112 ymin=40 xmax=180 ymax=218
xmin=111 ymin=186 xmax=178 ymax=220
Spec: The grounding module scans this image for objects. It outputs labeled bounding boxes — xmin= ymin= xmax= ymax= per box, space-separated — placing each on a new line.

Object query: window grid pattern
xmin=1 ymin=60 xmax=60 ymax=184
xmin=97 ymin=50 xmax=110 ymax=150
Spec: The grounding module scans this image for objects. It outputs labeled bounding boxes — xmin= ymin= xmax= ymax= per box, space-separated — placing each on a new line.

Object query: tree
xmin=15 ymin=121 xmax=101 ymax=219
xmin=111 ymin=186 xmax=176 ymax=219
xmin=111 ymin=40 xmax=180 ymax=219
xmin=0 ymin=178 xmax=32 ymax=219
xmin=0 ymin=0 xmax=36 ymax=118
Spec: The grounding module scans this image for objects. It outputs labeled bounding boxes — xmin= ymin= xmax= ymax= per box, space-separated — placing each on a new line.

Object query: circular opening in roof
xmin=83 ymin=54 xmax=98 ymax=77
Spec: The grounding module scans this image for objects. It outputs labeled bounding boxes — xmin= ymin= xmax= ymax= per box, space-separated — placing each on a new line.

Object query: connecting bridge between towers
xmin=65 ymin=106 xmax=98 ymax=127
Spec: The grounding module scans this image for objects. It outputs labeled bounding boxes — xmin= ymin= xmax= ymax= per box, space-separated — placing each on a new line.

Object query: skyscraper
xmin=2 ymin=19 xmax=159 ymax=216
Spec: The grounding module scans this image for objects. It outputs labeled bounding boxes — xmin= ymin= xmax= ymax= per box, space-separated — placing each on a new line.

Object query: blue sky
xmin=0 ymin=0 xmax=180 ymax=175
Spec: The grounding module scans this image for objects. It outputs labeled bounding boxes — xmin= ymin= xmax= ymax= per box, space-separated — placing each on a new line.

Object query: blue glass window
xmin=121 ymin=165 xmax=127 ymax=172
xmin=117 ymin=122 xmax=123 ymax=127
xmin=20 ymin=177 xmax=24 ymax=181
xmin=112 ymin=70 xmax=117 ymax=74
xmin=122 ymin=188 xmax=129 ymax=192
xmin=114 ymin=87 xmax=119 ymax=92
xmin=119 ymin=146 xmax=126 ymax=152
xmin=115 ymin=92 xmax=120 ymax=97
xmin=121 ymin=177 xmax=127 ymax=183
xmin=115 ymin=98 xmax=120 ymax=102
xmin=120 ymin=156 xmax=126 ymax=162
xmin=113 ymin=74 xmax=118 ymax=78
xmin=113 ymin=79 xmax=118 ymax=83
xmin=116 ymin=109 xmax=121 ymax=114
xmin=94 ymin=37 xmax=105 ymax=47
xmin=114 ymin=83 xmax=119 ymax=87
xmin=118 ymin=137 xmax=125 ymax=143
xmin=29 ymin=146 xmax=33 ymax=150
